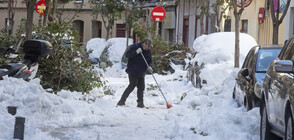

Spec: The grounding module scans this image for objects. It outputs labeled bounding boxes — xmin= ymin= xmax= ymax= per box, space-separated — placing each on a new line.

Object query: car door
xmin=266 ymin=39 xmax=294 ymax=130
xmin=265 ymin=45 xmax=287 ymax=127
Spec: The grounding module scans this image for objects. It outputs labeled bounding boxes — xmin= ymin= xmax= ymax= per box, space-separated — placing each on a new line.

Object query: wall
xmin=0 ymin=0 xmax=125 ymax=47
xmin=221 ymin=0 xmax=285 ymax=45
xmin=284 ymin=1 xmax=294 ymax=41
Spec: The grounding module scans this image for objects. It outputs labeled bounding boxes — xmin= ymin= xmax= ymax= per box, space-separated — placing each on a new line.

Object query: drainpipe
xmin=7 ymin=0 xmax=11 ymax=36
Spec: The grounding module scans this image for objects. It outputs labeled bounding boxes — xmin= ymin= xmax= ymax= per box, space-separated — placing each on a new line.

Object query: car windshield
xmin=256 ymin=49 xmax=281 ymax=72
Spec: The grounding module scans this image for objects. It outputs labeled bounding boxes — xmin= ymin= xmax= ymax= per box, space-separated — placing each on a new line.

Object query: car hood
xmin=255 ymin=72 xmax=266 ymax=83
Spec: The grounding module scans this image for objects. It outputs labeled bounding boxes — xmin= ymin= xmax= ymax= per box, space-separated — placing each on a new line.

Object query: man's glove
xmin=147 ymin=66 xmax=153 ymax=73
xmin=136 ymin=48 xmax=142 ymax=54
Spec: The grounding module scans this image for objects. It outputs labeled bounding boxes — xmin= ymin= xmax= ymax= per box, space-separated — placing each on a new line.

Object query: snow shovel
xmin=140 ymin=52 xmax=172 ymax=109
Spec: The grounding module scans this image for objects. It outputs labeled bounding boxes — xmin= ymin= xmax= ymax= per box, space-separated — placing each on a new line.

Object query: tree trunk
xmin=232 ymin=0 xmax=244 ymax=68
xmin=125 ymin=6 xmax=129 ymax=48
xmin=234 ymin=15 xmax=240 ymax=68
xmin=106 ymin=28 xmax=110 ymax=40
xmin=269 ymin=0 xmax=291 ymax=44
xmin=272 ymin=23 xmax=279 ymax=44
xmin=200 ymin=14 xmax=205 ymax=35
xmin=26 ymin=0 xmax=37 ymax=40
xmin=43 ymin=0 xmax=52 ymax=26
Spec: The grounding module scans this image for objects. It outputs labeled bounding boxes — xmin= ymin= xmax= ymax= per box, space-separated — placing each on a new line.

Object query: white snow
xmin=0 ymin=34 xmax=260 ymax=140
xmin=191 ymin=32 xmax=258 ymax=86
xmin=86 ymin=38 xmax=107 ymax=58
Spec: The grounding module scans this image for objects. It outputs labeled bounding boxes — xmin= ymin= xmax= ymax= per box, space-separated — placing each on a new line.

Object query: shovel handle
xmin=139 ymin=52 xmax=169 ymax=104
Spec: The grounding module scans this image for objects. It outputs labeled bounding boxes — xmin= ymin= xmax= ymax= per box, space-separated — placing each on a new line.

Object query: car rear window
xmin=256 ymin=49 xmax=281 ymax=72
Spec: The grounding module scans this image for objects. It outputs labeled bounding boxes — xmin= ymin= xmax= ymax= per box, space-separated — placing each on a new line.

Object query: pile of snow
xmin=86 ymin=38 xmax=107 ymax=58
xmin=106 ymin=38 xmax=133 ymax=63
xmin=191 ymin=32 xmax=258 ymax=86
xmin=0 ymin=76 xmax=104 ymax=139
xmin=86 ymin=38 xmax=133 ymax=63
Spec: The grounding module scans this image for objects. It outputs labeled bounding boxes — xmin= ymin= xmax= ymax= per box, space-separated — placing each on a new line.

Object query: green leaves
xmin=33 ymin=21 xmax=104 ymax=93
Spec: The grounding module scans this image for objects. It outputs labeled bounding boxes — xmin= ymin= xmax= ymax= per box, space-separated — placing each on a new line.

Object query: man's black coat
xmin=125 ymin=42 xmax=152 ymax=77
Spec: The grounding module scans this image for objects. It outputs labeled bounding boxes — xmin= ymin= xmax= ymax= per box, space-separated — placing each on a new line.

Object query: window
xmin=92 ymin=21 xmax=102 ymax=38
xmin=242 ymin=48 xmax=254 ymax=68
xmin=116 ymin=24 xmax=126 ymax=37
xmin=224 ymin=19 xmax=231 ymax=32
xmin=241 ymin=20 xmax=248 ymax=33
xmin=293 ymin=17 xmax=294 ymax=35
xmin=256 ymin=49 xmax=281 ymax=72
xmin=73 ymin=20 xmax=84 ymax=42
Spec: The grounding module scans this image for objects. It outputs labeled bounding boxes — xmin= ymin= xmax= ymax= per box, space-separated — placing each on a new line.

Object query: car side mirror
xmin=240 ymin=68 xmax=251 ymax=81
xmin=274 ymin=60 xmax=293 ymax=73
xmin=240 ymin=68 xmax=249 ymax=77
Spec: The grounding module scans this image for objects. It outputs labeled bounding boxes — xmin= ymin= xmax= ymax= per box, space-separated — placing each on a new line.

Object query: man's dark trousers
xmin=120 ymin=74 xmax=145 ymax=104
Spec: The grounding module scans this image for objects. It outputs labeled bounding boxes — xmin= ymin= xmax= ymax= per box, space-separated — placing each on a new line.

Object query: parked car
xmin=233 ymin=45 xmax=282 ymax=110
xmin=260 ymin=38 xmax=294 ymax=140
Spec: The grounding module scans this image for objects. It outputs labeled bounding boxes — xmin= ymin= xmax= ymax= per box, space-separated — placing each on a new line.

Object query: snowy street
xmin=0 ymin=33 xmax=261 ymax=140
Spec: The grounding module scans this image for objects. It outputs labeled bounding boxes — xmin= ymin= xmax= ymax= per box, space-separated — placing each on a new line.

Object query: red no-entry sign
xmin=35 ymin=0 xmax=46 ymax=15
xmin=151 ymin=7 xmax=166 ymax=22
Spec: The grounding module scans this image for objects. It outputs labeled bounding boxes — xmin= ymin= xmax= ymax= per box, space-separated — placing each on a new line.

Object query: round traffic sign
xmin=151 ymin=7 xmax=166 ymax=22
xmin=236 ymin=0 xmax=252 ymax=8
xmin=35 ymin=0 xmax=46 ymax=15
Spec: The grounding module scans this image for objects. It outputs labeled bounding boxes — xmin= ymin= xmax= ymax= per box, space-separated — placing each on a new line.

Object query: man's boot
xmin=137 ymin=102 xmax=145 ymax=108
xmin=117 ymin=99 xmax=125 ymax=106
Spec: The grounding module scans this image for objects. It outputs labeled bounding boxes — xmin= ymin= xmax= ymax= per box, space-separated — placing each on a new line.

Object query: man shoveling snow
xmin=117 ymin=38 xmax=153 ymax=108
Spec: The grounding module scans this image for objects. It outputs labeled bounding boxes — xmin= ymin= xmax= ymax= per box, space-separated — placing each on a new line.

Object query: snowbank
xmin=86 ymin=38 xmax=133 ymax=63
xmin=107 ymin=38 xmax=133 ymax=63
xmin=191 ymin=32 xmax=258 ymax=86
xmin=0 ymin=76 xmax=104 ymax=139
xmin=86 ymin=38 xmax=107 ymax=58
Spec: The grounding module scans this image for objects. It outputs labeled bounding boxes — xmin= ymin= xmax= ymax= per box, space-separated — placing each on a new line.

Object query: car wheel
xmin=260 ymin=99 xmax=274 ymax=140
xmin=285 ymin=108 xmax=294 ymax=140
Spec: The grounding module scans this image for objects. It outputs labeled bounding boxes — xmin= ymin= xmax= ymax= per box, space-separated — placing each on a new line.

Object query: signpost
xmin=151 ymin=6 xmax=166 ymax=36
xmin=35 ymin=0 xmax=46 ymax=15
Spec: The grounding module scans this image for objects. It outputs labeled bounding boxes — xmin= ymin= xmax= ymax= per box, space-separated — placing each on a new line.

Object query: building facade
xmin=284 ymin=0 xmax=294 ymax=41
xmin=1 ymin=0 xmax=218 ymax=49
xmin=221 ymin=0 xmax=285 ymax=45
xmin=0 ymin=0 xmax=126 ymax=46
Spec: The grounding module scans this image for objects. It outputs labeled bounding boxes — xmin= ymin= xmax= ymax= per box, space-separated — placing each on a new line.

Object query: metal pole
xmin=13 ymin=116 xmax=25 ymax=140
xmin=156 ymin=22 xmax=159 ymax=36
xmin=258 ymin=23 xmax=260 ymax=44
xmin=7 ymin=0 xmax=11 ymax=36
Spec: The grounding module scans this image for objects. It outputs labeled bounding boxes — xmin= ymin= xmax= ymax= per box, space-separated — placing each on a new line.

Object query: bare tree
xmin=7 ymin=0 xmax=17 ymax=35
xmin=269 ymin=0 xmax=291 ymax=44
xmin=230 ymin=0 xmax=245 ymax=68
xmin=199 ymin=0 xmax=208 ymax=35
xmin=98 ymin=0 xmax=125 ymax=40
xmin=25 ymin=0 xmax=37 ymax=40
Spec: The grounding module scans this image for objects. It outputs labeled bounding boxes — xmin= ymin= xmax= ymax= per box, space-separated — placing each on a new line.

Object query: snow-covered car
xmin=187 ymin=32 xmax=258 ymax=88
xmin=86 ymin=38 xmax=132 ymax=68
xmin=233 ymin=45 xmax=282 ymax=111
